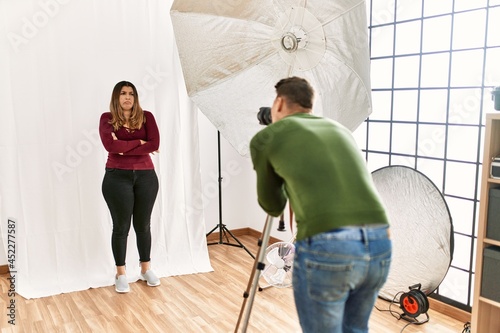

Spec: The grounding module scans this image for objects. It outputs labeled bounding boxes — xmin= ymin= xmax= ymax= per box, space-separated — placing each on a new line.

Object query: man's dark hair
xmin=275 ymin=76 xmax=314 ymax=109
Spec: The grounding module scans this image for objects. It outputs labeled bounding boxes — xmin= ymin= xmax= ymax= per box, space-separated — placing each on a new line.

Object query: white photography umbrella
xmin=170 ymin=0 xmax=372 ymax=156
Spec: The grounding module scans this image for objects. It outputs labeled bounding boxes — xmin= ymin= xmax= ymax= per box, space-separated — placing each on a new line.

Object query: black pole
xmin=206 ymin=131 xmax=255 ymax=259
xmin=218 ymin=130 xmax=223 ymax=244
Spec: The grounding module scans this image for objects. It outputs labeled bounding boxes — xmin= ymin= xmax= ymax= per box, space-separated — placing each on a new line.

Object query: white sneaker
xmin=115 ymin=275 xmax=130 ymax=293
xmin=140 ymin=269 xmax=161 ymax=287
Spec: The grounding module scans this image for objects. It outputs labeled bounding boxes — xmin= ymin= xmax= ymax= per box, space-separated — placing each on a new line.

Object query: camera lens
xmin=257 ymin=107 xmax=272 ymax=126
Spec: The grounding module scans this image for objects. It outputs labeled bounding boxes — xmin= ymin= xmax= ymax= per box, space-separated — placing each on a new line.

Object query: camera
xmin=257 ymin=107 xmax=272 ymax=126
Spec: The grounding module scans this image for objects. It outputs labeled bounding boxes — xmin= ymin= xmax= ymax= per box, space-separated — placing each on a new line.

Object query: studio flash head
xmin=257 ymin=107 xmax=272 ymax=126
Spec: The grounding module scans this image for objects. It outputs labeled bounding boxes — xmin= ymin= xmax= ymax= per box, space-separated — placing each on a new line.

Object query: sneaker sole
xmin=146 ymin=281 xmax=161 ymax=287
xmin=115 ymin=287 xmax=130 ymax=293
xmin=140 ymin=277 xmax=161 ymax=287
xmin=140 ymin=273 xmax=161 ymax=287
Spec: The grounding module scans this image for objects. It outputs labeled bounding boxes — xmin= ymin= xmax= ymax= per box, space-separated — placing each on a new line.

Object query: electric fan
xmin=261 ymin=242 xmax=295 ymax=288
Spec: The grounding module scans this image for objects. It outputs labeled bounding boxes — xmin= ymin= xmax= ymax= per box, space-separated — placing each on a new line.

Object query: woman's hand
xmin=111 ymin=132 xmax=150 ymax=154
xmin=111 ymin=132 xmax=124 ymax=155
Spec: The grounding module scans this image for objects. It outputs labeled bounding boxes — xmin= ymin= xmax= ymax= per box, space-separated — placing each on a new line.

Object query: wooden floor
xmin=0 ymin=234 xmax=469 ymax=333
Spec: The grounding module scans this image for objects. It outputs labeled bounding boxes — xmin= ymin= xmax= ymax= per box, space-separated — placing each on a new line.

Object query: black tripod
xmin=206 ymin=131 xmax=254 ymax=259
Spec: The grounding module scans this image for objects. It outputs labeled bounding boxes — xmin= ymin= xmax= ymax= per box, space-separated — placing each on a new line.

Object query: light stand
xmin=206 ymin=131 xmax=255 ymax=259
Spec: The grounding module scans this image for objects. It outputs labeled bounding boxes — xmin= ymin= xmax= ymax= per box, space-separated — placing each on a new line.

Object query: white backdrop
xmin=0 ymin=0 xmax=212 ymax=298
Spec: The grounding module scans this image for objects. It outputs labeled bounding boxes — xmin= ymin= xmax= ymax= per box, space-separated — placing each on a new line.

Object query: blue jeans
xmin=293 ymin=226 xmax=392 ymax=333
xmin=102 ymin=168 xmax=159 ymax=266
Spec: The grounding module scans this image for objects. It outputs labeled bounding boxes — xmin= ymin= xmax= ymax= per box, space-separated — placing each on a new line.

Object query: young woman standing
xmin=99 ymin=81 xmax=161 ymax=293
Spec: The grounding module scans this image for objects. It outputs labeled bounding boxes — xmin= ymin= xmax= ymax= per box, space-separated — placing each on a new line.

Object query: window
xmin=362 ymin=0 xmax=500 ymax=311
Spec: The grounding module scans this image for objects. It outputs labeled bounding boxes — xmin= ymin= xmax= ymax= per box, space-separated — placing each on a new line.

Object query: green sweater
xmin=250 ymin=113 xmax=389 ymax=240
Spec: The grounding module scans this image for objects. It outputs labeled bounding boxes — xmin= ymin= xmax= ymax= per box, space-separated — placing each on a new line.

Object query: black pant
xmin=102 ymin=168 xmax=159 ymax=266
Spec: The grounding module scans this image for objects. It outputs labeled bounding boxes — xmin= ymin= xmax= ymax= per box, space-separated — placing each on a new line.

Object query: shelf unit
xmin=472 ymin=112 xmax=500 ymax=333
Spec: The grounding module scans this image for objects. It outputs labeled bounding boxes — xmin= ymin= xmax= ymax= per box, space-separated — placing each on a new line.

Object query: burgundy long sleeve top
xmin=99 ymin=111 xmax=160 ymax=170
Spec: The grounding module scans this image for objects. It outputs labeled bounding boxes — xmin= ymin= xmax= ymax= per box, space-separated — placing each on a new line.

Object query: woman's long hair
xmin=109 ymin=81 xmax=145 ymax=131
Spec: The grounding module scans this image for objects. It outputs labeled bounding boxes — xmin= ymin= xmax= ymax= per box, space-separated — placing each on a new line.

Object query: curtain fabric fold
xmin=0 ymin=0 xmax=212 ymax=299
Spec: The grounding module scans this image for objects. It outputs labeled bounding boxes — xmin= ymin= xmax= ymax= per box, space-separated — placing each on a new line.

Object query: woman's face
xmin=119 ymin=86 xmax=134 ymax=112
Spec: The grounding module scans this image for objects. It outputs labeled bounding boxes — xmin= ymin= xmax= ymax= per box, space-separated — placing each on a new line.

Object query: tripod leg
xmin=207 ymin=224 xmax=256 ymax=259
xmin=206 ymin=224 xmax=220 ymax=236
xmin=222 ymin=226 xmax=256 ymax=259
xmin=234 ymin=215 xmax=274 ymax=333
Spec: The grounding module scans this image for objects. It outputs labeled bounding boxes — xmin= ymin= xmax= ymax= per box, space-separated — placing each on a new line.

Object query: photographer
xmin=250 ymin=77 xmax=392 ymax=333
